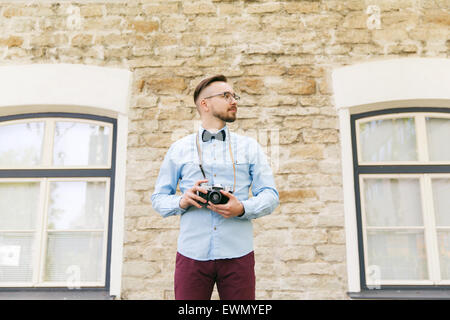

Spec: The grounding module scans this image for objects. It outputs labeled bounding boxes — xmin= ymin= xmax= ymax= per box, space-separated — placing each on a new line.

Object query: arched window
xmin=333 ymin=58 xmax=450 ymax=299
xmin=354 ymin=109 xmax=450 ymax=287
xmin=0 ymin=114 xmax=115 ymax=287
xmin=0 ymin=64 xmax=131 ymax=299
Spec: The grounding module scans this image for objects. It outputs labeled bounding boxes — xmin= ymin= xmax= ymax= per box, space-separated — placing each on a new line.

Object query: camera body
xmin=197 ymin=183 xmax=233 ymax=206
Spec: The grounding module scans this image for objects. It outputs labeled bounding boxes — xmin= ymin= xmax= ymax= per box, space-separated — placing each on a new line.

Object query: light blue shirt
xmin=151 ymin=125 xmax=279 ymax=261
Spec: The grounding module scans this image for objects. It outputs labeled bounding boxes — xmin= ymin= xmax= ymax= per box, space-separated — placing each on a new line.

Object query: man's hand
xmin=207 ymin=190 xmax=245 ymax=219
xmin=179 ymin=179 xmax=209 ymax=210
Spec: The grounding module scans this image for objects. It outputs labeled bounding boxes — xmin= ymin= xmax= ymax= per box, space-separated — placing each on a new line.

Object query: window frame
xmin=0 ymin=117 xmax=114 ymax=170
xmin=0 ymin=112 xmax=117 ymax=293
xmin=351 ymin=107 xmax=450 ymax=292
xmin=355 ymin=112 xmax=450 ymax=166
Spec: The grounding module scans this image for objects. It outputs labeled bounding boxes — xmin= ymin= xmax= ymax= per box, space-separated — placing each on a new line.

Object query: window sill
xmin=348 ymin=289 xmax=450 ymax=300
xmin=0 ymin=289 xmax=114 ymax=300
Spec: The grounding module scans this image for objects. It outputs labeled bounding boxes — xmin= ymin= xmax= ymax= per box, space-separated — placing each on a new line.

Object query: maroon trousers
xmin=174 ymin=251 xmax=256 ymax=300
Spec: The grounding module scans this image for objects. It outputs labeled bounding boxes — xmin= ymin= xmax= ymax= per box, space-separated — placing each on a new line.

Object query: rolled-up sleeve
xmin=238 ymin=141 xmax=279 ymax=220
xmin=151 ymin=144 xmax=187 ymax=218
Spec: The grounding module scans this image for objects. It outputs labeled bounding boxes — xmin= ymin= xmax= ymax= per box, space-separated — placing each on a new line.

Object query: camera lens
xmin=209 ymin=191 xmax=222 ymax=204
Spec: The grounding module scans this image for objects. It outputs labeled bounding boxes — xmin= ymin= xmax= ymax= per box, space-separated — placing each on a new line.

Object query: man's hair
xmin=193 ymin=74 xmax=227 ymax=105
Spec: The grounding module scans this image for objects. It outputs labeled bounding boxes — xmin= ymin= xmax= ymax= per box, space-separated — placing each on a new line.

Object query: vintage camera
xmin=197 ymin=183 xmax=233 ymax=206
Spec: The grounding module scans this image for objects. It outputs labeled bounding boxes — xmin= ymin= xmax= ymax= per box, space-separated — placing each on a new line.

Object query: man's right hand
xmin=179 ymin=179 xmax=209 ymax=210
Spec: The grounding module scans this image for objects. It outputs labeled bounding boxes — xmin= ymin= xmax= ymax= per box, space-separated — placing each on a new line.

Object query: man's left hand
xmin=207 ymin=190 xmax=244 ymax=219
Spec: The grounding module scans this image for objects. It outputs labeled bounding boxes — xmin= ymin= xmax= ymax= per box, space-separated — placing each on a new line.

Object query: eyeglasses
xmin=203 ymin=91 xmax=240 ymax=103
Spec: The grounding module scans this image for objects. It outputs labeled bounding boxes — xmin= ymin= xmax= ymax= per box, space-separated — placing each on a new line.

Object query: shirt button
xmin=214 ymin=174 xmax=216 ymax=177
xmin=214 ymin=227 xmax=217 ymax=230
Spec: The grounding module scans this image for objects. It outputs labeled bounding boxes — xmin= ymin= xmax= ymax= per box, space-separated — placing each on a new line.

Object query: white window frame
xmin=0 ymin=177 xmax=111 ymax=288
xmin=360 ymin=173 xmax=450 ymax=286
xmin=0 ymin=117 xmax=114 ymax=170
xmin=332 ymin=58 xmax=450 ymax=295
xmin=355 ymin=113 xmax=450 ymax=166
xmin=0 ymin=64 xmax=132 ymax=298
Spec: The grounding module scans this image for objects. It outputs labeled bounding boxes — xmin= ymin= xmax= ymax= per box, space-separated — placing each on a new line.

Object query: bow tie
xmin=202 ymin=129 xmax=226 ymax=142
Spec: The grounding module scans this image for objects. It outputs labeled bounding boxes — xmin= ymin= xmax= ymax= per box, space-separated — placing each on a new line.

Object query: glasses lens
xmin=224 ymin=92 xmax=239 ymax=102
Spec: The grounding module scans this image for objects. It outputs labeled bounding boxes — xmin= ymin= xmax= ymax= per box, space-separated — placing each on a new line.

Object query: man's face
xmin=201 ymin=82 xmax=238 ymax=123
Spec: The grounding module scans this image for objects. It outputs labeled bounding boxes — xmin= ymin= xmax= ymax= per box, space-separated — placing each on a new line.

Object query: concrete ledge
xmin=0 ymin=289 xmax=114 ymax=300
xmin=332 ymin=58 xmax=450 ymax=110
xmin=348 ymin=289 xmax=450 ymax=300
xmin=0 ymin=64 xmax=132 ymax=116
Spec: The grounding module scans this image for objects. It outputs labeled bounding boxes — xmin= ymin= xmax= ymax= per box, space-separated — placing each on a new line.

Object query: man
xmin=151 ymin=75 xmax=279 ymax=300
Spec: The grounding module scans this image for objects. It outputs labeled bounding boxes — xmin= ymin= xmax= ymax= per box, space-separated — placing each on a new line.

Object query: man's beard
xmin=212 ymin=109 xmax=236 ymax=123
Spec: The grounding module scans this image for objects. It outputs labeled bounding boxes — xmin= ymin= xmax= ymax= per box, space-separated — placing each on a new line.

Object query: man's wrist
xmin=237 ymin=202 xmax=245 ymax=217
xmin=178 ymin=196 xmax=188 ymax=211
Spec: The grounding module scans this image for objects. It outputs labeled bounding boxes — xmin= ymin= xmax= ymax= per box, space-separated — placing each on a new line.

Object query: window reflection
xmin=359 ymin=118 xmax=417 ymax=162
xmin=44 ymin=232 xmax=103 ymax=282
xmin=426 ymin=118 xmax=450 ymax=161
xmin=53 ymin=122 xmax=110 ymax=167
xmin=432 ymin=179 xmax=450 ymax=227
xmin=0 ymin=122 xmax=44 ymax=167
xmin=367 ymin=230 xmax=428 ymax=281
xmin=48 ymin=181 xmax=107 ymax=230
xmin=363 ymin=178 xmax=423 ymax=227
xmin=438 ymin=231 xmax=450 ymax=280
xmin=0 ymin=182 xmax=40 ymax=230
xmin=0 ymin=233 xmax=34 ymax=282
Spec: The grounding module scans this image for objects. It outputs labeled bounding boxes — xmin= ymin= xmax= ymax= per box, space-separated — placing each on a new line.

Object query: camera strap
xmin=196 ymin=127 xmax=236 ymax=193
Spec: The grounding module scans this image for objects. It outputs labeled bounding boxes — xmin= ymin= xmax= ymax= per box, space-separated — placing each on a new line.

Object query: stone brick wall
xmin=0 ymin=0 xmax=448 ymax=299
